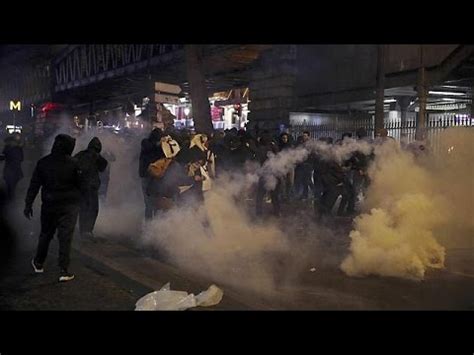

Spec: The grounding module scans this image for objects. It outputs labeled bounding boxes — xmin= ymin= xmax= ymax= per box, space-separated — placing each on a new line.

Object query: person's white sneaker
xmin=59 ymin=270 xmax=75 ymax=282
xmin=31 ymin=259 xmax=44 ymax=274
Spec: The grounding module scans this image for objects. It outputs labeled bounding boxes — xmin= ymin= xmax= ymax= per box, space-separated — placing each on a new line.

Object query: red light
xmin=40 ymin=102 xmax=62 ymax=113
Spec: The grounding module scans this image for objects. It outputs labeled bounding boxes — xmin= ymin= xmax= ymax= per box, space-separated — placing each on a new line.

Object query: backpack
xmin=148 ymin=158 xmax=173 ymax=179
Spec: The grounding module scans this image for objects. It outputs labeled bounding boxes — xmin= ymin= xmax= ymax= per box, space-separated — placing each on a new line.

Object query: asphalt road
xmin=1 ymin=181 xmax=473 ymax=310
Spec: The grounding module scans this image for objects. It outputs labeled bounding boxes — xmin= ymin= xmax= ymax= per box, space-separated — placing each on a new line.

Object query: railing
xmin=290 ymin=113 xmax=473 ymax=154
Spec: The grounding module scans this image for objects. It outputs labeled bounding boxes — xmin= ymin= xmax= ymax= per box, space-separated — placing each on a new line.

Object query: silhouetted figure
xmin=0 ymin=186 xmax=16 ymax=282
xmin=24 ymin=134 xmax=86 ymax=282
xmin=0 ymin=133 xmax=24 ymax=200
xmin=74 ymin=137 xmax=108 ymax=239
xmin=139 ymin=128 xmax=165 ymax=220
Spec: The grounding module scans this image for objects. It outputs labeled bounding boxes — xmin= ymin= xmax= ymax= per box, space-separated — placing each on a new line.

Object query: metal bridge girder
xmin=53 ymin=44 xmax=184 ymax=92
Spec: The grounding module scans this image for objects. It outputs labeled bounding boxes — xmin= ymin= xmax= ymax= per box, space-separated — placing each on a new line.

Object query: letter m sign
xmin=10 ymin=101 xmax=21 ymax=111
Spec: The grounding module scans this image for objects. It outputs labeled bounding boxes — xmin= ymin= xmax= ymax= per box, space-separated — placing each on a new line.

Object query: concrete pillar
xmin=185 ymin=45 xmax=213 ymax=135
xmin=374 ymin=45 xmax=386 ymax=136
xmin=471 ymin=85 xmax=474 ymax=120
xmin=397 ymin=97 xmax=411 ymax=125
xmin=247 ymin=45 xmax=297 ymax=136
xmin=397 ymin=96 xmax=412 ymax=137
xmin=416 ymin=45 xmax=427 ymax=141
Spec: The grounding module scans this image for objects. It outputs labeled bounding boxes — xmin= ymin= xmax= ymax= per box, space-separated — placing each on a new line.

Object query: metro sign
xmin=10 ymin=101 xmax=21 ymax=111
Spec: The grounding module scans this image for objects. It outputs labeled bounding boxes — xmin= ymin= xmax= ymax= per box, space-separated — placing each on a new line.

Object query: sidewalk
xmin=0 ymin=235 xmax=254 ymax=310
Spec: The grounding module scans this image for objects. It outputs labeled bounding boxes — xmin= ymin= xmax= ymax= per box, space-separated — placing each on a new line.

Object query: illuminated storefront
xmin=164 ymin=88 xmax=250 ymax=131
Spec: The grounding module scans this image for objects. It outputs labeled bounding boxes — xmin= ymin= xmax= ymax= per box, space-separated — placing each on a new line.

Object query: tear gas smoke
xmin=258 ymin=138 xmax=373 ymax=191
xmin=260 ymin=147 xmax=309 ymax=190
xmin=142 ymin=175 xmax=291 ymax=293
xmin=341 ymin=128 xmax=474 ymax=280
xmin=29 ymin=121 xmax=473 ymax=289
xmin=93 ymin=132 xmax=144 ymax=238
xmin=40 ymin=117 xmax=146 ymax=239
xmin=140 ymin=139 xmax=374 ymax=292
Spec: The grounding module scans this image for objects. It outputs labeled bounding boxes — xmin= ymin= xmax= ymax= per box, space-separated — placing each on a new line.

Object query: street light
xmin=184 ymin=107 xmax=190 ymax=128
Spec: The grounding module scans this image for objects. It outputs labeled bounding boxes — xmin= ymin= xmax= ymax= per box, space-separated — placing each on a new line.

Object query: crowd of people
xmin=0 ymin=123 xmax=395 ymax=283
xmin=137 ymin=126 xmax=381 ymax=221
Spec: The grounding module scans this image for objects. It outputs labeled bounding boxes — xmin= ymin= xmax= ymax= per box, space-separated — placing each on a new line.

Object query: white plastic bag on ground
xmin=195 ymin=284 xmax=224 ymax=307
xmin=135 ymin=282 xmax=195 ymax=311
xmin=134 ymin=283 xmax=223 ymax=311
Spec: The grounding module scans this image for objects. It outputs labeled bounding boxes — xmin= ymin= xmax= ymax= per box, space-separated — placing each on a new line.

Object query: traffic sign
xmin=154 ymin=82 xmax=182 ymax=95
xmin=155 ymin=93 xmax=180 ymax=105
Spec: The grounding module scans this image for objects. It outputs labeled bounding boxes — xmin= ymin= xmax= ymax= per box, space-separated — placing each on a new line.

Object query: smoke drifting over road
xmin=140 ymin=138 xmax=377 ymax=292
xmin=341 ymin=128 xmax=474 ymax=280
xmin=40 ymin=120 xmax=145 ymax=239
xmin=258 ymin=138 xmax=373 ymax=191
xmin=35 ymin=123 xmax=472 ymax=288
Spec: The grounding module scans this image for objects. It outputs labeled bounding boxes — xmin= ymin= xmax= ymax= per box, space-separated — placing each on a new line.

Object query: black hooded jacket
xmin=139 ymin=129 xmax=165 ymax=178
xmin=74 ymin=137 xmax=108 ymax=190
xmin=25 ymin=134 xmax=86 ymax=207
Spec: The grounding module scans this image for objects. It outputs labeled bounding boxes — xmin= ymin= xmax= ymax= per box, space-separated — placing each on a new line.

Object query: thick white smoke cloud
xmin=258 ymin=138 xmax=373 ymax=191
xmin=93 ymin=131 xmax=144 ymax=239
xmin=139 ymin=138 xmax=376 ymax=293
xmin=35 ymin=121 xmax=472 ymax=288
xmin=141 ymin=176 xmax=291 ymax=293
xmin=341 ymin=128 xmax=474 ymax=280
xmin=260 ymin=147 xmax=309 ymax=190
xmin=40 ymin=118 xmax=145 ymax=239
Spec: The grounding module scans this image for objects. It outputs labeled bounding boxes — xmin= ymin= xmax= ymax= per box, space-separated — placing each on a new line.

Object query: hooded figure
xmin=139 ymin=128 xmax=164 ymax=178
xmin=74 ymin=137 xmax=108 ymax=239
xmin=98 ymin=149 xmax=116 ymax=203
xmin=139 ymin=128 xmax=165 ymax=220
xmin=24 ymin=134 xmax=87 ymax=282
xmin=1 ymin=133 xmax=24 ymax=200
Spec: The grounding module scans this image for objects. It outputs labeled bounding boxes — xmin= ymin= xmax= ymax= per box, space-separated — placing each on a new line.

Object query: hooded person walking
xmin=24 ymin=134 xmax=87 ymax=282
xmin=74 ymin=137 xmax=108 ymax=240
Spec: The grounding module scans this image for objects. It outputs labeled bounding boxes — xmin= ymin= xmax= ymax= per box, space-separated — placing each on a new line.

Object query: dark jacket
xmin=139 ymin=130 xmax=165 ymax=178
xmin=345 ymin=151 xmax=371 ymax=172
xmin=255 ymin=138 xmax=279 ymax=165
xmin=99 ymin=150 xmax=116 ymax=195
xmin=319 ymin=159 xmax=345 ymax=187
xmin=25 ymin=134 xmax=86 ymax=207
xmin=147 ymin=160 xmax=194 ymax=199
xmin=74 ymin=137 xmax=108 ymax=190
xmin=224 ymin=145 xmax=255 ymax=172
xmin=176 ymin=146 xmax=206 ymax=165
xmin=278 ymin=134 xmax=293 ymax=151
xmin=2 ymin=138 xmax=24 ymax=181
